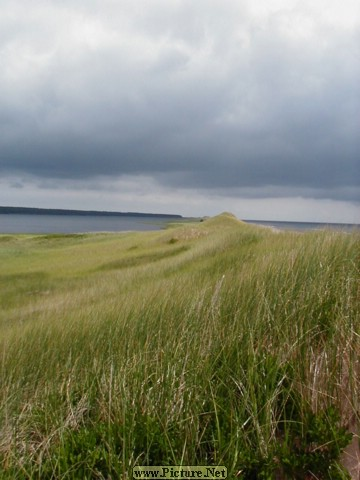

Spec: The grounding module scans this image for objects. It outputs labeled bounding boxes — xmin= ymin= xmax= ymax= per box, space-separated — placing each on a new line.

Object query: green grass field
xmin=0 ymin=213 xmax=359 ymax=479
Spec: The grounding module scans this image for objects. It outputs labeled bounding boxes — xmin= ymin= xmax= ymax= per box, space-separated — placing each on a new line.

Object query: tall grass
xmin=0 ymin=214 xmax=358 ymax=478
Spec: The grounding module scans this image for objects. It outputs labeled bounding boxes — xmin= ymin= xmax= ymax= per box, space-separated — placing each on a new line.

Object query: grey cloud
xmin=0 ymin=0 xmax=359 ymax=203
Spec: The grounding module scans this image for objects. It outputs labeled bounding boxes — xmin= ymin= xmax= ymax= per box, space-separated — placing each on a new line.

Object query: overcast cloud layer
xmin=1 ymin=0 xmax=359 ymax=221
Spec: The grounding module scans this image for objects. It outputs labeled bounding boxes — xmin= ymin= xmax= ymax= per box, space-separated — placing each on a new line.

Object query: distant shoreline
xmin=0 ymin=206 xmax=182 ymax=219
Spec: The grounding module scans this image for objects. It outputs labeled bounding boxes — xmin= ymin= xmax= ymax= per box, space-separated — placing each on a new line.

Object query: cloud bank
xmin=0 ymin=0 xmax=359 ymax=220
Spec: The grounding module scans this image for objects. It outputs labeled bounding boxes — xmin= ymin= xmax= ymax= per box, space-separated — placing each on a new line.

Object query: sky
xmin=0 ymin=0 xmax=359 ymax=222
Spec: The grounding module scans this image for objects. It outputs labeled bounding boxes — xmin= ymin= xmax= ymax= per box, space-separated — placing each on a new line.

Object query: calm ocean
xmin=244 ymin=219 xmax=359 ymax=232
xmin=0 ymin=214 xmax=358 ymax=234
xmin=0 ymin=214 xmax=180 ymax=234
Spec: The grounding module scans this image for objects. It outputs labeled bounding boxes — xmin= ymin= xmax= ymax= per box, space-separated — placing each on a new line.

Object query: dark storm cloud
xmin=0 ymin=0 xmax=359 ymax=202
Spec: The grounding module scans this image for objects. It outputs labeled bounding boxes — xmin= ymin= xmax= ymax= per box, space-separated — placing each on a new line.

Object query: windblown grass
xmin=0 ymin=213 xmax=359 ymax=478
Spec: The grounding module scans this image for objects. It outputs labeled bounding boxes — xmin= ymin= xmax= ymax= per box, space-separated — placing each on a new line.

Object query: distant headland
xmin=0 ymin=206 xmax=182 ymax=219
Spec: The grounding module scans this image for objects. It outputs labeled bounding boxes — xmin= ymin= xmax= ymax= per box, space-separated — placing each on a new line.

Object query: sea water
xmin=0 ymin=214 xmax=179 ymax=234
xmin=0 ymin=214 xmax=358 ymax=234
xmin=245 ymin=219 xmax=359 ymax=232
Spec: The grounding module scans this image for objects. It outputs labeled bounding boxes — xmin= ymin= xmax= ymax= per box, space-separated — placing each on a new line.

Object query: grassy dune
xmin=0 ymin=213 xmax=359 ymax=479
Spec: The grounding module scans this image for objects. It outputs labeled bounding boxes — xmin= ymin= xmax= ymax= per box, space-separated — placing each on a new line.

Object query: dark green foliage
xmin=279 ymin=405 xmax=352 ymax=479
xmin=35 ymin=423 xmax=122 ymax=479
xmin=131 ymin=416 xmax=183 ymax=465
xmin=17 ymin=416 xmax=184 ymax=478
xmin=237 ymin=404 xmax=352 ymax=479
